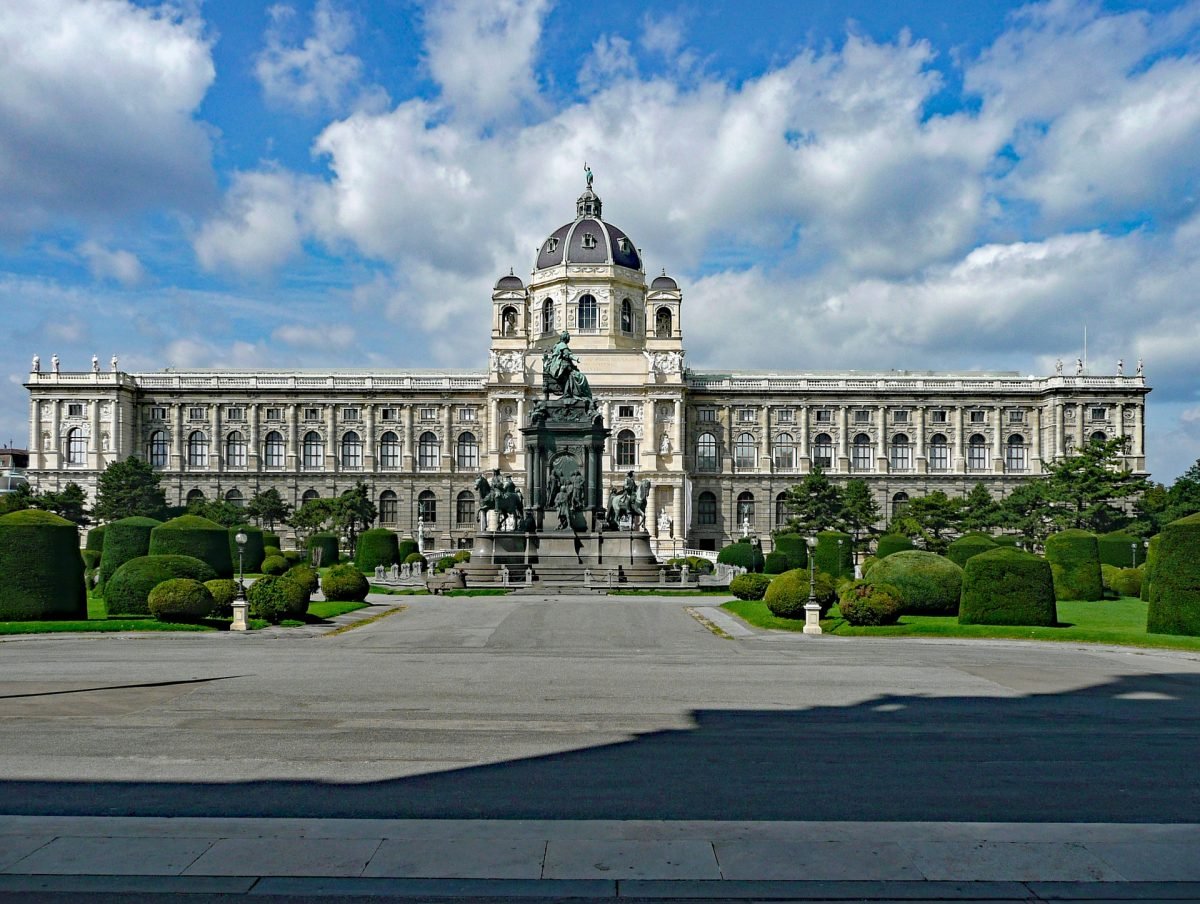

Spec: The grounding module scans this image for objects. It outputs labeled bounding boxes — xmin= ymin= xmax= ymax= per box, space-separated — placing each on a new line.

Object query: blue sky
xmin=2 ymin=0 xmax=1199 ymax=481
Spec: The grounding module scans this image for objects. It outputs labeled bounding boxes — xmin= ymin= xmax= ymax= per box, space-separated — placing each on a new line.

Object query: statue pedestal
xmin=465 ymin=528 xmax=661 ymax=590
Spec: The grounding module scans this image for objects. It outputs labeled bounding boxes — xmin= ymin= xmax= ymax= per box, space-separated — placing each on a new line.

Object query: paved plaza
xmin=1 ymin=592 xmax=1199 ymax=902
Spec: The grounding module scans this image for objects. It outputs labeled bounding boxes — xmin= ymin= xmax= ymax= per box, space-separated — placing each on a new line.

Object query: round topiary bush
xmin=771 ymin=533 xmax=808 ymax=570
xmin=356 ymin=528 xmax=400 ymax=571
xmin=247 ymin=574 xmax=310 ymax=624
xmin=261 ymin=555 xmax=289 ymax=576
xmin=263 ymin=545 xmax=282 ymax=560
xmin=1109 ymin=567 xmax=1142 ymax=598
xmin=837 ymin=580 xmax=903 ymax=626
xmin=763 ymin=551 xmax=790 ymax=574
xmin=148 ymin=578 xmax=214 ymax=623
xmin=1098 ymin=531 xmax=1144 ymax=568
xmin=1141 ymin=534 xmax=1161 ymax=602
xmin=861 ymin=555 xmax=878 ymax=576
xmin=204 ymin=579 xmax=239 ymax=619
xmin=946 ymin=534 xmax=999 ymax=568
xmin=85 ymin=525 xmax=106 ymax=552
xmin=98 ymin=516 xmax=162 ymax=590
xmin=282 ymin=549 xmax=302 ymax=564
xmin=1147 ymin=512 xmax=1200 ymax=636
xmin=286 ymin=564 xmax=319 ymax=596
xmin=958 ymin=547 xmax=1056 ymax=626
xmin=717 ymin=539 xmax=764 ymax=573
xmin=814 ymin=531 xmax=853 ymax=579
xmin=403 ymin=551 xmax=427 ymax=568
xmin=866 ymin=551 xmax=963 ymax=615
xmin=1045 ymin=529 xmax=1103 ymax=601
xmin=228 ymin=525 xmax=265 ymax=575
xmin=764 ymin=568 xmax=837 ymax=619
xmin=322 ymin=563 xmax=369 ymax=602
xmin=434 ymin=555 xmax=457 ymax=573
xmin=306 ymin=532 xmax=339 ymax=567
xmin=876 ymin=534 xmax=914 ymax=559
xmin=149 ymin=515 xmax=233 ymax=578
xmin=453 ymin=550 xmax=471 ymax=563
xmin=0 ymin=510 xmax=88 ymax=621
xmin=105 ymin=555 xmax=217 ymax=616
xmin=730 ymin=573 xmax=772 ymax=600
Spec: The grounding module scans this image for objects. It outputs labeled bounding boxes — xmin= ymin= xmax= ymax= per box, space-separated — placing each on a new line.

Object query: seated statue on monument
xmin=542 ymin=331 xmax=596 ymax=412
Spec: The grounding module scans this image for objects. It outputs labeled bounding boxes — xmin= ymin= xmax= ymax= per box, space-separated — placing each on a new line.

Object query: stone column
xmin=837 ymin=406 xmax=849 ymax=472
xmin=673 ymin=398 xmax=683 ymax=458
xmin=647 ymin=483 xmax=658 ymax=536
xmin=29 ymin=399 xmax=41 ymax=467
xmin=403 ymin=405 xmax=415 ymax=473
xmin=1075 ymin=402 xmax=1085 ymax=450
xmin=49 ymin=400 xmax=61 ymax=469
xmin=89 ymin=399 xmax=101 ymax=469
xmin=287 ymin=404 xmax=299 ymax=471
xmin=723 ymin=406 xmax=734 ymax=474
xmin=443 ymin=404 xmax=453 ymax=469
xmin=798 ymin=404 xmax=810 ymax=472
xmin=953 ymin=407 xmax=965 ymax=472
xmin=213 ymin=404 xmax=222 ymax=473
xmin=642 ymin=398 xmax=655 ymax=462
xmin=1052 ymin=399 xmax=1064 ymax=458
xmin=1031 ymin=407 xmax=1043 ymax=473
xmin=915 ymin=405 xmax=927 ymax=473
xmin=876 ymin=405 xmax=888 ymax=473
xmin=1133 ymin=403 xmax=1145 ymax=457
xmin=249 ymin=405 xmax=261 ymax=471
xmin=111 ymin=397 xmax=122 ymax=459
xmin=173 ymin=404 xmax=185 ymax=471
xmin=364 ymin=405 xmax=376 ymax=471
xmin=326 ymin=405 xmax=338 ymax=473
xmin=993 ymin=405 xmax=1004 ymax=473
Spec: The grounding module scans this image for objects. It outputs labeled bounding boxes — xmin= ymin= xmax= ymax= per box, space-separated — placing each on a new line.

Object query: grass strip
xmin=325 ymin=605 xmax=406 ymax=636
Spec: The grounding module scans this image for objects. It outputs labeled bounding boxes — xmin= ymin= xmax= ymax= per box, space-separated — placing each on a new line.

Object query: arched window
xmin=501 ymin=306 xmax=518 ymax=336
xmin=379 ymin=490 xmax=398 ymax=524
xmin=187 ymin=431 xmax=208 ymax=468
xmin=1090 ymin=430 xmax=1108 ymax=444
xmin=418 ymin=490 xmax=436 ymax=523
xmin=1006 ymin=434 xmax=1027 ymax=472
xmin=456 ymin=490 xmax=475 ymax=525
xmin=186 ymin=488 xmax=205 ymax=507
xmin=302 ymin=431 xmax=323 ymax=469
xmin=655 ymin=307 xmax=672 ymax=338
xmin=578 ymin=294 xmax=597 ymax=330
xmin=616 ymin=429 xmax=637 ymax=468
xmin=892 ymin=491 xmax=909 ymax=520
xmin=65 ymin=427 xmax=87 ymax=465
xmin=774 ymin=433 xmax=796 ymax=471
xmin=698 ymin=490 xmax=718 ymax=526
xmin=225 ymin=431 xmax=247 ymax=468
xmin=301 ymin=489 xmax=319 ymax=505
xmin=620 ymin=298 xmax=633 ymax=333
xmin=929 ymin=433 xmax=949 ymax=471
xmin=775 ymin=491 xmax=791 ymax=527
xmin=737 ymin=491 xmax=755 ymax=525
xmin=264 ymin=431 xmax=285 ymax=469
xmin=889 ymin=433 xmax=912 ymax=471
xmin=148 ymin=430 xmax=168 ymax=468
xmin=456 ymin=432 xmax=479 ymax=470
xmin=379 ymin=431 xmax=400 ymax=469
xmin=541 ymin=299 xmax=553 ymax=334
xmin=341 ymin=431 xmax=363 ymax=469
xmin=851 ymin=433 xmax=872 ymax=471
xmin=225 ymin=488 xmax=243 ymax=508
xmin=967 ymin=433 xmax=988 ymax=471
xmin=812 ymin=433 xmax=834 ymax=468
xmin=697 ymin=432 xmax=718 ymax=472
xmin=734 ymin=432 xmax=756 ymax=469
xmin=418 ymin=431 xmax=439 ymax=470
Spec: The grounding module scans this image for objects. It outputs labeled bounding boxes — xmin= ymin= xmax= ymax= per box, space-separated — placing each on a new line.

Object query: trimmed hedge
xmin=993 ymin=535 xmax=1025 ymax=548
xmin=263 ymin=532 xmax=281 ymax=550
xmin=321 ymin=563 xmax=369 ymax=602
xmin=1045 ymin=529 xmax=1103 ymax=601
xmin=204 ymin=579 xmax=238 ymax=619
xmin=730 ymin=573 xmax=772 ymax=601
xmin=763 ymin=551 xmax=791 ymax=574
xmin=1141 ymin=534 xmax=1162 ymax=602
xmin=228 ymin=524 xmax=265 ymax=575
xmin=1147 ymin=512 xmax=1200 ymax=636
xmin=306 ymin=532 xmax=339 ymax=566
xmin=764 ymin=568 xmax=836 ymax=619
xmin=85 ymin=526 xmax=106 ymax=552
xmin=261 ymin=555 xmax=289 ymax=576
xmin=287 ymin=564 xmax=320 ymax=596
xmin=875 ymin=534 xmax=913 ymax=559
xmin=98 ymin=516 xmax=161 ymax=589
xmin=771 ymin=533 xmax=808 ymax=569
xmin=356 ymin=528 xmax=400 ymax=571
xmin=866 ymin=551 xmax=963 ymax=615
xmin=666 ymin=556 xmax=715 ymax=575
xmin=717 ymin=539 xmax=764 ymax=573
xmin=946 ymin=534 xmax=998 ymax=568
xmin=861 ymin=555 xmax=878 ymax=576
xmin=263 ymin=545 xmax=282 ymax=560
xmin=403 ymin=551 xmax=427 ymax=567
xmin=82 ymin=549 xmax=101 ymax=569
xmin=105 ymin=555 xmax=217 ymax=616
xmin=149 ymin=515 xmax=233 ymax=578
xmin=959 ymin=547 xmax=1056 ymax=627
xmin=397 ymin=538 xmax=419 ymax=562
xmin=247 ymin=574 xmax=310 ymax=624
xmin=148 ymin=578 xmax=214 ymax=623
xmin=0 ymin=510 xmax=87 ymax=621
xmin=837 ymin=580 xmax=903 ymax=626
xmin=814 ymin=531 xmax=853 ymax=579
xmin=1100 ymin=565 xmax=1142 ymax=598
xmin=1098 ymin=531 xmax=1144 ymax=568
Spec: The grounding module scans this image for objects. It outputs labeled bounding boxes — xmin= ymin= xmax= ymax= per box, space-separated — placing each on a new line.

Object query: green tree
xmin=998 ymin=480 xmax=1055 ymax=544
xmin=1042 ymin=437 xmax=1149 ymax=532
xmin=290 ymin=497 xmax=333 ymax=540
xmin=0 ymin=482 xmax=34 ymax=516
xmin=246 ymin=487 xmax=291 ymax=530
xmin=35 ymin=482 xmax=90 ymax=527
xmin=840 ymin=479 xmax=881 ymax=547
xmin=191 ymin=499 xmax=245 ymax=528
xmin=780 ymin=467 xmax=843 ymax=533
xmin=889 ymin=491 xmax=962 ymax=554
xmin=959 ymin=483 xmax=1000 ymax=533
xmin=332 ymin=481 xmax=377 ymax=557
xmin=1158 ymin=459 xmax=1200 ymax=527
xmin=93 ymin=458 xmax=168 ymax=522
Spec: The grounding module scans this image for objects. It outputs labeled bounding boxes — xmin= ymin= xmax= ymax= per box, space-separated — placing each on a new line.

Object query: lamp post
xmin=803 ymin=534 xmax=822 ymax=635
xmin=231 ymin=529 xmax=248 ymax=632
xmin=836 ymin=537 xmax=844 ymax=579
xmin=1130 ymin=541 xmax=1137 ymax=568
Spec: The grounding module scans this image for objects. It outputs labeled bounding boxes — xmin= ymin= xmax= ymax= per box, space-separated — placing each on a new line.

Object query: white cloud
xmin=255 ymin=0 xmax=382 ymax=115
xmin=273 ymin=323 xmax=355 ymax=349
xmin=162 ymin=338 xmax=263 ymax=370
xmin=578 ymin=35 xmax=636 ymax=95
xmin=78 ymin=241 xmax=145 ymax=286
xmin=194 ymin=170 xmax=319 ymax=276
xmin=0 ymin=0 xmax=215 ymax=236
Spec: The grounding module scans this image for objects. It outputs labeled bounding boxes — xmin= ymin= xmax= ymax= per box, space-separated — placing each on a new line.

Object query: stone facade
xmin=23 ymin=185 xmax=1149 ymax=551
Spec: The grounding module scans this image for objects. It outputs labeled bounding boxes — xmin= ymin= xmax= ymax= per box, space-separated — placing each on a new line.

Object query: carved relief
xmin=492 ymin=351 xmax=524 ymax=374
xmin=644 ymin=351 xmax=685 ymax=375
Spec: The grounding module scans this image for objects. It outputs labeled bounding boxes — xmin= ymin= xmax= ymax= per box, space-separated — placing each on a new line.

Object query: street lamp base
xmin=231 ymin=600 xmax=248 ymax=633
xmin=803 ymin=601 xmax=823 ymax=635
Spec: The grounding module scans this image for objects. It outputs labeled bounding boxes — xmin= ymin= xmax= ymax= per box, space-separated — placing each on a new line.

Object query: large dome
xmin=535 ymin=187 xmax=642 ymax=271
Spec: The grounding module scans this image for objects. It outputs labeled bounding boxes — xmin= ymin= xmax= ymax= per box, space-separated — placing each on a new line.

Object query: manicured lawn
xmin=722 ymin=596 xmax=1200 ymax=651
xmin=308 ymin=600 xmax=369 ymax=619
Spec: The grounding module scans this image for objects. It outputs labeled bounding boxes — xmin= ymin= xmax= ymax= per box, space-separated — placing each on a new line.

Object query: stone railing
xmin=686 ymin=374 xmax=1146 ymax=393
xmin=28 ymin=371 xmax=488 ymax=391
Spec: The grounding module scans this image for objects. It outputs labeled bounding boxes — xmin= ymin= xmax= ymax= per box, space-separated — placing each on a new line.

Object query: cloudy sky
xmin=2 ymin=0 xmax=1199 ymax=481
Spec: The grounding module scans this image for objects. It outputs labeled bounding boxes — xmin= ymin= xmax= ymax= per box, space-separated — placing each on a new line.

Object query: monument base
xmin=464 ymin=528 xmax=662 ymax=589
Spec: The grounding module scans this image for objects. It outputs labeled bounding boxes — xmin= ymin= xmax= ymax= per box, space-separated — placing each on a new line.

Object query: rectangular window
xmin=342 ymin=407 xmax=360 ymax=422
xmin=776 ymin=408 xmax=795 ymax=423
xmin=226 ymin=407 xmax=244 ymax=422
xmin=265 ymin=407 xmax=282 ymax=420
xmin=188 ymin=407 xmax=205 ymax=420
xmin=931 ymin=410 xmax=948 ymax=424
xmin=303 ymin=408 xmax=320 ymax=421
xmin=737 ymin=408 xmax=756 ymax=423
xmin=929 ymin=442 xmax=950 ymax=471
xmin=853 ymin=409 xmax=870 ymax=424
xmin=67 ymin=403 xmax=84 ymax=417
xmin=420 ymin=407 xmax=437 ymax=420
xmin=149 ymin=406 xmax=167 ymax=420
xmin=968 ymin=443 xmax=989 ymax=470
xmin=814 ymin=409 xmax=832 ymax=423
xmin=890 ymin=443 xmax=913 ymax=470
xmin=774 ymin=443 xmax=796 ymax=470
xmin=970 ymin=410 xmax=986 ymax=423
xmin=618 ymin=405 xmax=635 ymax=419
xmin=698 ymin=408 xmax=717 ymax=422
xmin=1090 ymin=407 xmax=1107 ymax=421
xmin=893 ymin=410 xmax=909 ymax=423
xmin=380 ymin=407 xmax=398 ymax=421
xmin=1009 ymin=409 xmax=1025 ymax=423
xmin=458 ymin=407 xmax=476 ymax=421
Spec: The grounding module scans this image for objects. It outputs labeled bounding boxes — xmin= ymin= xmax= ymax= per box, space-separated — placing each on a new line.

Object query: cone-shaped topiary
xmin=148 ymin=578 xmax=214 ymax=622
xmin=771 ymin=533 xmax=808 ymax=570
xmin=85 ymin=525 xmax=106 ymax=552
xmin=814 ymin=531 xmax=853 ymax=579
xmin=959 ymin=547 xmax=1056 ymax=626
xmin=149 ymin=515 xmax=233 ymax=578
xmin=105 ymin=555 xmax=217 ymax=616
xmin=1045 ymin=529 xmax=1103 ymax=601
xmin=356 ymin=528 xmax=400 ymax=571
xmin=1098 ymin=531 xmax=1144 ymax=568
xmin=1147 ymin=512 xmax=1200 ymax=636
xmin=228 ymin=524 xmax=264 ymax=575
xmin=0 ymin=510 xmax=87 ymax=620
xmin=876 ymin=534 xmax=913 ymax=559
xmin=1141 ymin=534 xmax=1161 ymax=602
xmin=866 ymin=550 xmax=963 ymax=615
xmin=764 ymin=568 xmax=836 ymax=618
xmin=717 ymin=539 xmax=764 ymax=573
xmin=946 ymin=534 xmax=999 ymax=568
xmin=321 ymin=563 xmax=369 ymax=602
xmin=306 ymin=532 xmax=339 ymax=567
xmin=98 ymin=516 xmax=161 ymax=589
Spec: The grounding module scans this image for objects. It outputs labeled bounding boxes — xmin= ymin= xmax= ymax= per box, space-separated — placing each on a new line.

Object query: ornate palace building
xmin=23 ymin=182 xmax=1150 ymax=551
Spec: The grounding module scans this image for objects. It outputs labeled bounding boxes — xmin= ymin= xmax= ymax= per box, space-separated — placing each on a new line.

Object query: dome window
xmin=618 ymin=237 xmax=632 ymax=254
xmin=545 ymin=237 xmax=559 ymax=253
xmin=581 ymin=232 xmax=597 ymax=250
